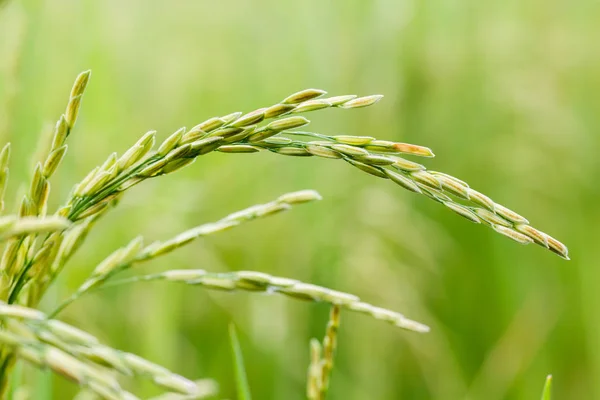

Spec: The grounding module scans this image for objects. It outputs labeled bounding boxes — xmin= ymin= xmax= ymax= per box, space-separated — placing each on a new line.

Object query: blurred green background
xmin=0 ymin=0 xmax=598 ymax=398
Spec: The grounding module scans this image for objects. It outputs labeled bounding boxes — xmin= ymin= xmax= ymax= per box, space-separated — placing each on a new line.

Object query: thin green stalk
xmin=229 ymin=324 xmax=252 ymax=400
xmin=541 ymin=375 xmax=552 ymax=400
xmin=65 ymin=270 xmax=429 ymax=333
xmin=67 ymin=155 xmax=160 ymax=221
xmin=7 ymin=258 xmax=32 ymax=304
xmin=319 ymin=305 xmax=341 ymax=399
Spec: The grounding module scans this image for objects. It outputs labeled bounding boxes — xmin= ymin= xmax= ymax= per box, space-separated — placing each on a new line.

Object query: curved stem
xmin=68 ymin=155 xmax=159 ymax=220
xmin=284 ymin=130 xmax=333 ymax=141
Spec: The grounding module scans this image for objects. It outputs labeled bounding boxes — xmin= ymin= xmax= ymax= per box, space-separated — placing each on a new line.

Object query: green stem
xmin=7 ymin=259 xmax=33 ymax=304
xmin=282 ymin=130 xmax=332 ymax=141
xmin=0 ymin=354 xmax=15 ymax=400
xmin=48 ymin=274 xmax=107 ymax=318
xmin=68 ymin=155 xmax=160 ymax=220
xmin=50 ymin=271 xmax=204 ymax=317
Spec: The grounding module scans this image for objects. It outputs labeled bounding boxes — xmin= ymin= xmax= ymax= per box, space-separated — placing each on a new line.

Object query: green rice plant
xmin=0 ymin=70 xmax=568 ymax=399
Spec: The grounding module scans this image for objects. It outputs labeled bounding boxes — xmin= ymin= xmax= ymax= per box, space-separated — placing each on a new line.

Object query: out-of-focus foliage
xmin=0 ymin=0 xmax=597 ymax=398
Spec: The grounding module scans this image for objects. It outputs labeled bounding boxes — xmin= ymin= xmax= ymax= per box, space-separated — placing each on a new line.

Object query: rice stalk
xmin=76 ymin=270 xmax=429 ymax=333
xmin=319 ymin=305 xmax=341 ymax=399
xmin=62 ymin=83 xmax=565 ymax=257
xmin=0 ymin=302 xmax=206 ymax=398
xmin=60 ymin=89 xmax=378 ymax=224
xmin=235 ymin=132 xmax=568 ymax=260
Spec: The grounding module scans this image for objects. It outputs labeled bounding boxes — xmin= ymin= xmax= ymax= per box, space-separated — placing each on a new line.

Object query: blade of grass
xmin=541 ymin=375 xmax=552 ymax=400
xmin=228 ymin=324 xmax=252 ymax=400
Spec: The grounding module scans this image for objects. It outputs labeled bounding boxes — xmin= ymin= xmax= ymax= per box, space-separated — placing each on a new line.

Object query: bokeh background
xmin=0 ymin=0 xmax=598 ymax=399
